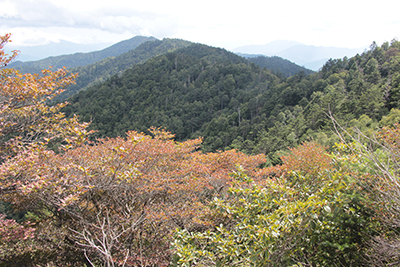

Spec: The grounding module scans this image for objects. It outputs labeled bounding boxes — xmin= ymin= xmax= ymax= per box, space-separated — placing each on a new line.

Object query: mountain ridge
xmin=236 ymin=54 xmax=314 ymax=77
xmin=56 ymin=38 xmax=193 ymax=100
xmin=233 ymin=40 xmax=366 ymax=70
xmin=48 ymin=38 xmax=311 ymax=101
xmin=7 ymin=36 xmax=157 ymax=73
xmin=4 ymin=40 xmax=112 ymax=62
xmin=61 ymin=43 xmax=278 ymax=141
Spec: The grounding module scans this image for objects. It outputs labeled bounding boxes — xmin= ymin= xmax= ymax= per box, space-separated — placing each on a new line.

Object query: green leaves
xmin=172 ymin=143 xmax=377 ymax=266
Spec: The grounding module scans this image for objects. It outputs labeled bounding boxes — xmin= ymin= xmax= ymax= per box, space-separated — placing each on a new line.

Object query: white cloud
xmin=0 ymin=0 xmax=399 ymax=49
xmin=0 ymin=0 xmax=182 ymax=45
xmin=0 ymin=1 xmax=18 ymax=18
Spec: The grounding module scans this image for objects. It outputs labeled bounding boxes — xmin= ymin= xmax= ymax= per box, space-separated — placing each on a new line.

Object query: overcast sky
xmin=0 ymin=0 xmax=399 ymax=50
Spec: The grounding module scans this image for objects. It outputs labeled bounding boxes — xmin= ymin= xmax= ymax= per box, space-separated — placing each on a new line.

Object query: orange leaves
xmin=0 ymin=33 xmax=11 ymax=47
xmin=0 ymin=32 xmax=92 ymax=209
xmin=0 ymin=67 xmax=77 ymax=108
xmin=0 ymin=126 xmax=267 ymax=264
xmin=264 ymin=142 xmax=333 ymax=179
xmin=188 ymin=149 xmax=266 ymax=189
xmin=5 ymin=127 xmax=266 ymax=216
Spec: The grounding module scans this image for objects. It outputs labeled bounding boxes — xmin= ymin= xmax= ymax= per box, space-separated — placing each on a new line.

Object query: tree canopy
xmin=63 ymin=39 xmax=400 ymax=164
xmin=3 ymin=33 xmax=400 ymax=266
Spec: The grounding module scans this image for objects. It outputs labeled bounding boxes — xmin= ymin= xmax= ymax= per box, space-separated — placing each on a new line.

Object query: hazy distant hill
xmin=237 ymin=54 xmax=314 ymax=77
xmin=7 ymin=36 xmax=157 ymax=73
xmin=4 ymin=40 xmax=112 ymax=62
xmin=233 ymin=40 xmax=302 ymax=55
xmin=278 ymin=44 xmax=365 ymax=70
xmin=233 ymin=40 xmax=365 ymax=71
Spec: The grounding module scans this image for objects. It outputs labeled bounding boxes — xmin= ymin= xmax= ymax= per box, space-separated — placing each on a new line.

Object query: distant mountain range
xmin=233 ymin=40 xmax=367 ymax=71
xmin=7 ymin=36 xmax=314 ymax=101
xmin=6 ymin=38 xmax=367 ymax=72
xmin=4 ymin=40 xmax=114 ymax=62
xmin=7 ymin=36 xmax=157 ymax=73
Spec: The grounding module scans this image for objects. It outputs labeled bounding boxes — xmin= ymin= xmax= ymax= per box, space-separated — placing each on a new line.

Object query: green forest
xmin=63 ymin=40 xmax=400 ymax=164
xmin=2 ymin=31 xmax=400 ymax=266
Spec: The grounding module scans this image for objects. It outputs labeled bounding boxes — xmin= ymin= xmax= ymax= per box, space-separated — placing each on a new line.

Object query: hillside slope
xmin=63 ymin=40 xmax=400 ymax=163
xmin=57 ymin=38 xmax=193 ymax=100
xmin=244 ymin=55 xmax=314 ymax=77
xmin=62 ymin=43 xmax=280 ymax=141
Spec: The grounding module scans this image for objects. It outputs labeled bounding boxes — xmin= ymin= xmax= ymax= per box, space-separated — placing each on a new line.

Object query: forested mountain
xmin=243 ymin=55 xmax=314 ymax=77
xmin=57 ymin=38 xmax=192 ymax=100
xmin=7 ymin=36 xmax=157 ymax=73
xmin=58 ymin=39 xmax=311 ymax=101
xmin=63 ymin=43 xmax=273 ymax=140
xmin=63 ymin=40 xmax=400 ymax=164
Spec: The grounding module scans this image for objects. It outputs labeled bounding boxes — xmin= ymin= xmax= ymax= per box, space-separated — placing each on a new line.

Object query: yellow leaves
xmin=1 ymin=67 xmax=76 ymax=104
xmin=149 ymin=126 xmax=176 ymax=140
xmin=60 ymin=193 xmax=80 ymax=208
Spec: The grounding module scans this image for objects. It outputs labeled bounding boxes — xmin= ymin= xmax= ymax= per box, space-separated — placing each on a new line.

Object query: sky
xmin=0 ymin=0 xmax=399 ymax=51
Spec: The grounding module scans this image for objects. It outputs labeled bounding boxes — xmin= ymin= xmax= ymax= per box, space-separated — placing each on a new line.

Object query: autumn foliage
xmin=2 ymin=126 xmax=264 ymax=264
xmin=1 ymin=129 xmax=265 ymax=265
xmin=5 ymin=32 xmax=400 ymax=267
xmin=0 ymin=33 xmax=92 ymax=265
xmin=0 ymin=33 xmax=268 ymax=265
xmin=263 ymin=141 xmax=333 ymax=178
